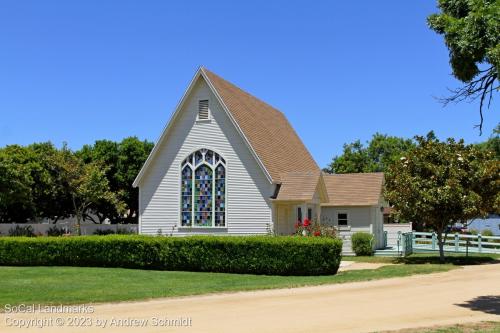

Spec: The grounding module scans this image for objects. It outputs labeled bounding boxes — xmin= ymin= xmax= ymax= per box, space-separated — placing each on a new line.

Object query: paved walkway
xmin=1 ymin=263 xmax=499 ymax=333
xmin=339 ymin=260 xmax=394 ymax=271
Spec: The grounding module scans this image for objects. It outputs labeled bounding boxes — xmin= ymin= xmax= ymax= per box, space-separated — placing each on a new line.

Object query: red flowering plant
xmin=293 ymin=218 xmax=312 ymax=236
xmin=293 ymin=218 xmax=336 ymax=238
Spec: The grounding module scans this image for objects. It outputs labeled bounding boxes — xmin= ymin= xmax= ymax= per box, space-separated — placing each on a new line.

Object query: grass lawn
xmin=346 ymin=253 xmax=500 ymax=265
xmin=0 ymin=263 xmax=455 ymax=307
xmin=383 ymin=321 xmax=500 ymax=333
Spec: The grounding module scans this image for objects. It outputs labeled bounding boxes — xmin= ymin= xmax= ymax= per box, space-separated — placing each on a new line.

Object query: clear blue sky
xmin=1 ymin=1 xmax=498 ymax=168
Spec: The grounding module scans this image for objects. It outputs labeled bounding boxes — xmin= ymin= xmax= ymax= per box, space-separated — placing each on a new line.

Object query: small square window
xmin=338 ymin=213 xmax=348 ymax=226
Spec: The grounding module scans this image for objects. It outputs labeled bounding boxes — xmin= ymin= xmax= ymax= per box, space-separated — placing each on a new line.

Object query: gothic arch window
xmin=181 ymin=149 xmax=226 ymax=227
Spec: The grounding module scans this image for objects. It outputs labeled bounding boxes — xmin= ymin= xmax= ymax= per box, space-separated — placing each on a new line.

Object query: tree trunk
xmin=436 ymin=229 xmax=445 ymax=263
xmin=76 ymin=212 xmax=82 ymax=236
xmin=72 ymin=195 xmax=82 ymax=236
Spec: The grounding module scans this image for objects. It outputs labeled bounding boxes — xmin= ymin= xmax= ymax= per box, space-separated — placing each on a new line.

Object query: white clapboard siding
xmin=321 ymin=206 xmax=374 ymax=229
xmin=139 ymin=77 xmax=274 ymax=235
xmin=322 ymin=206 xmax=384 ymax=251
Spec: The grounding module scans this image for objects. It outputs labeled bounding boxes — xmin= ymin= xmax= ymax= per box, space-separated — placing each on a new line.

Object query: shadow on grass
xmin=395 ymin=255 xmax=499 ymax=266
xmin=456 ymin=295 xmax=500 ymax=315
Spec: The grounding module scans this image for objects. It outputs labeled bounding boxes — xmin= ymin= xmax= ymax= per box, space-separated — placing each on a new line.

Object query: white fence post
xmin=404 ymin=231 xmax=499 ymax=254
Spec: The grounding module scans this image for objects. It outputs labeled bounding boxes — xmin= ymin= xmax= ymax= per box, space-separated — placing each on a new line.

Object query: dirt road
xmin=1 ymin=263 xmax=499 ymax=333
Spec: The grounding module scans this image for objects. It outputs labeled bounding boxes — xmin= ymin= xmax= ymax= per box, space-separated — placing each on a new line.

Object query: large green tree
xmin=52 ymin=146 xmax=125 ymax=234
xmin=326 ymin=133 xmax=415 ymax=174
xmin=477 ymin=123 xmax=500 ymax=158
xmin=385 ymin=133 xmax=499 ymax=262
xmin=0 ymin=143 xmax=73 ymax=223
xmin=0 ymin=137 xmax=152 ymax=224
xmin=0 ymin=145 xmax=36 ymax=223
xmin=77 ymin=140 xmax=121 ymax=223
xmin=76 ymin=137 xmax=153 ymax=223
xmin=428 ymin=0 xmax=499 ymax=133
xmin=116 ymin=137 xmax=154 ymax=223
xmin=28 ymin=143 xmax=73 ymax=222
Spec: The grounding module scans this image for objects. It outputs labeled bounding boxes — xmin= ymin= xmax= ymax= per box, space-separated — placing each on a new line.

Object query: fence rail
xmin=413 ymin=232 xmax=500 ymax=254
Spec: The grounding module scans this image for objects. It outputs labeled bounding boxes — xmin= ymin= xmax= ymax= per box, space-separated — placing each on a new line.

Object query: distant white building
xmin=468 ymin=214 xmax=500 ymax=235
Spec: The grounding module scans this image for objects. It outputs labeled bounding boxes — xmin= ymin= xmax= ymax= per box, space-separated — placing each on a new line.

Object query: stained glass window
xmin=181 ymin=166 xmax=192 ymax=226
xmin=215 ymin=164 xmax=225 ymax=226
xmin=194 ymin=164 xmax=212 ymax=226
xmin=195 ymin=150 xmax=203 ymax=166
xmin=205 ymin=150 xmax=213 ymax=165
xmin=180 ymin=149 xmax=226 ymax=227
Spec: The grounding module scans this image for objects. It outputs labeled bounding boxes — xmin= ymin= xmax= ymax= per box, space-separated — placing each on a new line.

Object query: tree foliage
xmin=326 ymin=133 xmax=415 ymax=174
xmin=427 ymin=0 xmax=499 ymax=132
xmin=476 ymin=123 xmax=500 ymax=158
xmin=29 ymin=143 xmax=73 ymax=222
xmin=0 ymin=143 xmax=73 ymax=223
xmin=77 ymin=140 xmax=121 ymax=223
xmin=0 ymin=137 xmax=153 ymax=224
xmin=76 ymin=137 xmax=154 ymax=223
xmin=0 ymin=145 xmax=36 ymax=223
xmin=51 ymin=146 xmax=125 ymax=234
xmin=384 ymin=133 xmax=499 ymax=262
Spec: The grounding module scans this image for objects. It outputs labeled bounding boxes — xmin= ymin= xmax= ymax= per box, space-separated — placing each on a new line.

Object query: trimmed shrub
xmin=93 ymin=229 xmax=116 ymax=235
xmin=93 ymin=228 xmax=136 ymax=235
xmin=468 ymin=229 xmax=479 ymax=235
xmin=116 ymin=228 xmax=136 ymax=235
xmin=351 ymin=232 xmax=374 ymax=256
xmin=481 ymin=229 xmax=494 ymax=237
xmin=8 ymin=225 xmax=35 ymax=237
xmin=47 ymin=226 xmax=66 ymax=237
xmin=0 ymin=235 xmax=343 ymax=276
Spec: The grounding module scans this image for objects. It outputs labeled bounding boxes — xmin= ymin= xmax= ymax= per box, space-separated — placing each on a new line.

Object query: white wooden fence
xmin=413 ymin=232 xmax=500 ymax=254
xmin=384 ymin=223 xmax=412 ymax=248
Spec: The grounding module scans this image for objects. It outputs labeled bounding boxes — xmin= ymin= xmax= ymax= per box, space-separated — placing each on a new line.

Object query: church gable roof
xmin=133 ymin=67 xmax=319 ymax=187
xmin=202 ymin=68 xmax=319 ymax=182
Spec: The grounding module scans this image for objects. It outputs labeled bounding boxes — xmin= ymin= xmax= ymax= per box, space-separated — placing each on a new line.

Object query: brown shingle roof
xmin=202 ymin=68 xmax=319 ymax=182
xmin=322 ymin=172 xmax=384 ymax=206
xmin=274 ymin=171 xmax=322 ymax=201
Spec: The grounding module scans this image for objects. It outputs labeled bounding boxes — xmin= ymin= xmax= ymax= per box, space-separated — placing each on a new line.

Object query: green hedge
xmin=0 ymin=235 xmax=342 ymax=276
xmin=351 ymin=232 xmax=374 ymax=256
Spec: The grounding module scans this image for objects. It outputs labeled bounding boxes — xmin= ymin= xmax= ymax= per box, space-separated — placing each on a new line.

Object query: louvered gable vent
xmin=198 ymin=99 xmax=209 ymax=120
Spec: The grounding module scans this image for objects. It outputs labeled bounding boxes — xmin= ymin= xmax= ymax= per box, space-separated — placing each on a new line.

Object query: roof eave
xmin=320 ymin=203 xmax=379 ymax=207
xmin=270 ymin=198 xmax=313 ymax=203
